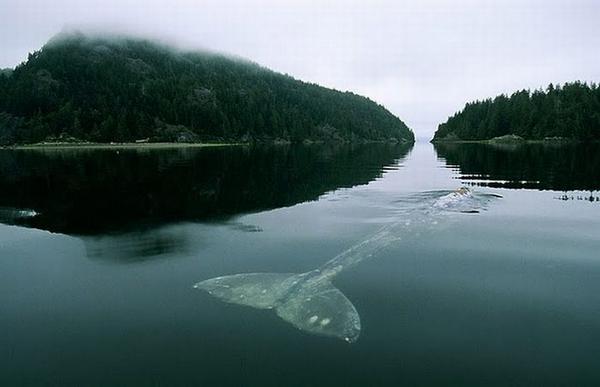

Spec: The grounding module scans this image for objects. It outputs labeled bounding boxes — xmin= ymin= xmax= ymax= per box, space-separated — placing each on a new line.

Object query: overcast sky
xmin=1 ymin=0 xmax=599 ymax=138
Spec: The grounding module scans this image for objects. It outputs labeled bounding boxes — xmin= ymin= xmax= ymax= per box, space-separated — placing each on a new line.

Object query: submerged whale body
xmin=194 ymin=188 xmax=500 ymax=342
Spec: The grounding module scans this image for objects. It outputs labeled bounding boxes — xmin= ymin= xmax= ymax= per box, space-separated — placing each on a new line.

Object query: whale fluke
xmin=275 ymin=279 xmax=361 ymax=342
xmin=194 ymin=273 xmax=298 ymax=309
xmin=194 ymin=272 xmax=361 ymax=342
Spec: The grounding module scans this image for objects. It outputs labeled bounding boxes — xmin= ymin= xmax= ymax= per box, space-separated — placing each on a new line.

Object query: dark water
xmin=1 ymin=143 xmax=599 ymax=386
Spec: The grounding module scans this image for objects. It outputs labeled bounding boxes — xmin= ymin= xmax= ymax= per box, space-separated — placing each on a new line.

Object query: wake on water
xmin=194 ymin=188 xmax=501 ymax=343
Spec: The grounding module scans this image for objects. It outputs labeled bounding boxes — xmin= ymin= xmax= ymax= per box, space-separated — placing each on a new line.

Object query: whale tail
xmin=194 ymin=272 xmax=361 ymax=343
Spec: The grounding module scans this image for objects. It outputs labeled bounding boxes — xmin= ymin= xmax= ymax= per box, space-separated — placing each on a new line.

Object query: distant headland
xmin=432 ymin=82 xmax=600 ymax=143
xmin=0 ymin=31 xmax=414 ymax=146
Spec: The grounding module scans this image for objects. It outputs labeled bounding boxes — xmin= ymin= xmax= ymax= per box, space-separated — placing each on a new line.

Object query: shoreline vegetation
xmin=430 ymin=134 xmax=594 ymax=145
xmin=4 ymin=141 xmax=240 ymax=150
xmin=2 ymin=136 xmax=411 ymax=150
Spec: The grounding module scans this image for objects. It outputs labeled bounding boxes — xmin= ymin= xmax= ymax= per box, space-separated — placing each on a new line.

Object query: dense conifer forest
xmin=0 ymin=32 xmax=413 ymax=145
xmin=433 ymin=82 xmax=600 ymax=142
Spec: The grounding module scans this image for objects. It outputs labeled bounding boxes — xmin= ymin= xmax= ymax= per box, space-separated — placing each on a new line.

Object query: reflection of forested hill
xmin=0 ymin=144 xmax=411 ymax=234
xmin=434 ymin=143 xmax=600 ymax=191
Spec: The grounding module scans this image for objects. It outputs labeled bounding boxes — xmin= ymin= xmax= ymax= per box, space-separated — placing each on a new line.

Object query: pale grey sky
xmin=1 ymin=0 xmax=599 ymax=138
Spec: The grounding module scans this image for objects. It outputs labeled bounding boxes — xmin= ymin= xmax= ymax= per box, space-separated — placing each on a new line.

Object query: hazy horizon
xmin=2 ymin=0 xmax=599 ymax=138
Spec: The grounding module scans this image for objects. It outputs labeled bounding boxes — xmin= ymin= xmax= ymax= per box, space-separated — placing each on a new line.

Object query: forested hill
xmin=433 ymin=82 xmax=600 ymax=142
xmin=0 ymin=32 xmax=413 ymax=145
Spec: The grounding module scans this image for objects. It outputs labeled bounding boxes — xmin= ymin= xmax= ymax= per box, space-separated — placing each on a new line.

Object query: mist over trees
xmin=0 ymin=32 xmax=413 ymax=145
xmin=433 ymin=82 xmax=600 ymax=142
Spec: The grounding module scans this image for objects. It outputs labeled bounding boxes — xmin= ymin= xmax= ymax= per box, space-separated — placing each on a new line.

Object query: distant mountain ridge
xmin=0 ymin=32 xmax=414 ymax=145
xmin=433 ymin=82 xmax=600 ymax=142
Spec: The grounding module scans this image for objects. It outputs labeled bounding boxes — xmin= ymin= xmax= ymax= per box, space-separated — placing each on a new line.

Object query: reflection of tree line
xmin=0 ymin=143 xmax=412 ymax=234
xmin=434 ymin=143 xmax=600 ymax=192
xmin=555 ymin=194 xmax=600 ymax=202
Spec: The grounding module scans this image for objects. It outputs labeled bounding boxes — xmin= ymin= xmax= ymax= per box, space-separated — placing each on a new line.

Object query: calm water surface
xmin=1 ymin=142 xmax=599 ymax=386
